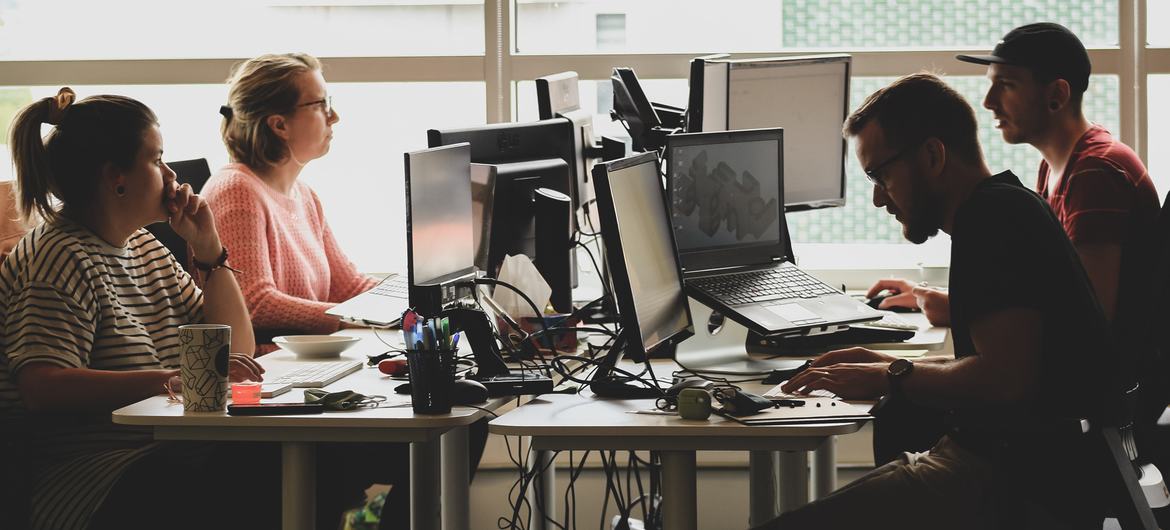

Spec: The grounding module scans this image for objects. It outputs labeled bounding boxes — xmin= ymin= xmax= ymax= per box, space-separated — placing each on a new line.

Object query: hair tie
xmin=219 ymin=105 xmax=233 ymax=119
xmin=45 ymin=87 xmax=75 ymax=126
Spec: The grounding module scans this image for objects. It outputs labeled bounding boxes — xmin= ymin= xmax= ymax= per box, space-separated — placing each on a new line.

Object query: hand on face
xmin=165 ymin=178 xmax=222 ymax=261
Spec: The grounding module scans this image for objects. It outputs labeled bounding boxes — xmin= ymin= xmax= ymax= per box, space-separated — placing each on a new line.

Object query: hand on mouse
xmin=865 ymin=279 xmax=919 ymax=311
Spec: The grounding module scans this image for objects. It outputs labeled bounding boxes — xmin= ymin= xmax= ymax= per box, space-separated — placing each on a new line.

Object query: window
xmin=0 ymin=0 xmax=1158 ymax=274
xmin=1150 ymin=1 xmax=1170 ymax=47
xmin=518 ymin=73 xmax=1121 ymax=246
xmin=0 ymin=1 xmax=484 ymax=59
xmin=514 ymin=0 xmax=1116 ymax=54
xmin=0 ymin=82 xmax=486 ymax=274
xmin=1149 ymin=75 xmax=1170 ymax=196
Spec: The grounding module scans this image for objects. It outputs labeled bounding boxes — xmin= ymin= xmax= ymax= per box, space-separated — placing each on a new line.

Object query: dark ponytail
xmin=8 ymin=88 xmax=158 ymax=221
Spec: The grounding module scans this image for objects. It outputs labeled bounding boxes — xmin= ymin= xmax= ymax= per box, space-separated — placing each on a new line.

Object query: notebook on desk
xmin=665 ymin=128 xmax=881 ymax=338
xmin=722 ymin=396 xmax=871 ymax=425
xmin=326 ymin=274 xmax=410 ymax=327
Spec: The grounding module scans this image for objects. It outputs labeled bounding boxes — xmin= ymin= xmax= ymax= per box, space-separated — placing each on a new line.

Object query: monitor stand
xmin=443 ymin=307 xmax=553 ymax=397
xmin=587 ymin=330 xmax=665 ymax=399
xmin=674 ymin=297 xmax=806 ymax=375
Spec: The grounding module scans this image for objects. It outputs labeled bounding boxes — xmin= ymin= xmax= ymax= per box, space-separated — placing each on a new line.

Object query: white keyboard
xmin=859 ymin=312 xmax=919 ymax=331
xmin=271 ymin=360 xmax=363 ymax=388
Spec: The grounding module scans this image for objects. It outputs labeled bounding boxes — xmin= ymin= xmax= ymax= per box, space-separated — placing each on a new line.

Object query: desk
xmin=113 ymin=329 xmax=507 ymax=530
xmin=490 ymin=393 xmax=866 ymax=530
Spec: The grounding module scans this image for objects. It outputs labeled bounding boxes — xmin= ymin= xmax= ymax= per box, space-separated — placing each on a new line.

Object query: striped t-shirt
xmin=0 ymin=218 xmax=203 ymax=530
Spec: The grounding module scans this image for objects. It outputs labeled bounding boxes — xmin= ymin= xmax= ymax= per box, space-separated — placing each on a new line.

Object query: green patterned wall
xmin=781 ymin=0 xmax=1117 ymax=48
xmin=787 ymin=74 xmax=1120 ymax=243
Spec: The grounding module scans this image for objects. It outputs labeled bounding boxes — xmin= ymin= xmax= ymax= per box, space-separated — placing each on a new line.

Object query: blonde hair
xmin=220 ymin=53 xmax=322 ymax=170
xmin=8 ymin=90 xmax=157 ymax=221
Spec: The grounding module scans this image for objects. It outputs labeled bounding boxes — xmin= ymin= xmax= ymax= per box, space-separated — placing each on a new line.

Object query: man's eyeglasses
xmin=864 ymin=142 xmax=919 ymax=189
xmin=297 ymin=96 xmax=333 ymax=117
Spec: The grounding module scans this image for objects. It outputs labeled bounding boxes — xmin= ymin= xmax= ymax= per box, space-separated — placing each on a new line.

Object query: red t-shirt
xmin=1036 ymin=125 xmax=1160 ymax=246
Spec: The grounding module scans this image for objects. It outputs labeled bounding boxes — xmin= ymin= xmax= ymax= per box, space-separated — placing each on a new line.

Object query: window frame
xmin=0 ymin=0 xmax=1162 ymax=272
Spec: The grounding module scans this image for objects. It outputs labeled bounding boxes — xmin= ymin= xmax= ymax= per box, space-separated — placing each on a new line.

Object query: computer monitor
xmin=404 ymin=143 xmax=477 ymax=314
xmin=686 ymin=54 xmax=850 ymax=211
xmin=429 ymin=121 xmax=578 ymax=297
xmin=485 ymin=158 xmax=570 ymax=279
xmin=429 ymin=119 xmax=578 ymax=210
xmin=589 ymin=151 xmax=694 ymax=397
xmin=469 ymin=163 xmax=497 ymax=273
xmin=536 ymin=71 xmax=596 ymax=210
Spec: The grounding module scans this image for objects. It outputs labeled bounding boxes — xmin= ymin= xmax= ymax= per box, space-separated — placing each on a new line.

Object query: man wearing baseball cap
xmin=869 ymin=20 xmax=1169 ymax=509
xmin=878 ymin=23 xmax=1158 ymax=324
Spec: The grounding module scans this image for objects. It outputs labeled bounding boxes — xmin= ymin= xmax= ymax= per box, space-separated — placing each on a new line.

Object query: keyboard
xmin=369 ymin=276 xmax=408 ymax=298
xmin=856 ymin=312 xmax=919 ymax=331
xmin=692 ymin=266 xmax=839 ymax=306
xmin=270 ymin=360 xmax=363 ymax=388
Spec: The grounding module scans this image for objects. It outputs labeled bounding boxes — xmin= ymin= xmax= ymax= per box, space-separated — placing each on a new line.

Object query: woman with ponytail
xmin=0 ymin=89 xmax=273 ymax=529
xmin=203 ymin=53 xmax=378 ymax=355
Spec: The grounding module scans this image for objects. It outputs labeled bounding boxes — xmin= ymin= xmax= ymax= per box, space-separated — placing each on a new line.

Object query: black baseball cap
xmin=956 ymin=22 xmax=1091 ymax=93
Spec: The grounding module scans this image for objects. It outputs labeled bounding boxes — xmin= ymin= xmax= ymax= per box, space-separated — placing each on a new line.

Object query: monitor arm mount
xmin=440 ymin=306 xmax=511 ymax=379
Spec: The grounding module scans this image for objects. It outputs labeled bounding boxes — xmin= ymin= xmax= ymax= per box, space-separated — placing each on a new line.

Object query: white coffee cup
xmin=918 ymin=263 xmax=950 ymax=287
xmin=179 ymin=324 xmax=231 ymax=412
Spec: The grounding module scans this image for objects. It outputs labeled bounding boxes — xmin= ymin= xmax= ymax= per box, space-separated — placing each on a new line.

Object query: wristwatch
xmin=887 ymin=358 xmax=914 ymax=399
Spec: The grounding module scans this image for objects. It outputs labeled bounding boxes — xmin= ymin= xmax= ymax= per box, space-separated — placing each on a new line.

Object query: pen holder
xmin=405 ymin=349 xmax=457 ymax=414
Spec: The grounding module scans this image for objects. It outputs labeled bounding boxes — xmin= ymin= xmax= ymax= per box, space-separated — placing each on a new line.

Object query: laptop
xmin=665 ymin=127 xmax=881 ymax=337
xmin=325 ymin=273 xmax=410 ymax=327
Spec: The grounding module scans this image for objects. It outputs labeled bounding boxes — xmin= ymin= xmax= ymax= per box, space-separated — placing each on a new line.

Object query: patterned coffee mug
xmin=179 ymin=324 xmax=231 ymax=412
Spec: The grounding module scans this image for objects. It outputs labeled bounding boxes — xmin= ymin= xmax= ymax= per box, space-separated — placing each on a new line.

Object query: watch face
xmin=889 ymin=359 xmax=913 ymax=377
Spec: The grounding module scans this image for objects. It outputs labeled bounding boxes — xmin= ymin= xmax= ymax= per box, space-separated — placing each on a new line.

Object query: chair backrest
xmin=146 ymin=158 xmax=212 ymax=271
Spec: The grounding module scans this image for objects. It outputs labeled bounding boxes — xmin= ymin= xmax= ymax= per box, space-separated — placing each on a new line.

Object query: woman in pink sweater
xmin=205 ymin=53 xmax=417 ymax=529
xmin=203 ymin=53 xmax=377 ymax=354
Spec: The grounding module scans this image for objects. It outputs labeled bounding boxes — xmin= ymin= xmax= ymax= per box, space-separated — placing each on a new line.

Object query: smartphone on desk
xmin=227 ymin=403 xmax=324 ymax=416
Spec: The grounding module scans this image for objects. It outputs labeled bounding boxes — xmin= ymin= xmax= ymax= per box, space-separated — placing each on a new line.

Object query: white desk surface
xmin=113 ymin=328 xmax=506 ymax=440
xmin=490 ymin=393 xmax=864 ymax=451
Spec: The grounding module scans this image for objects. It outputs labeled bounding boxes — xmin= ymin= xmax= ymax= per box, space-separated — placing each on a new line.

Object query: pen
xmin=626 ymin=409 xmax=677 ymax=416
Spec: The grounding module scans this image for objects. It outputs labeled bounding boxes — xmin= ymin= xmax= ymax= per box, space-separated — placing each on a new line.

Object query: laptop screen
xmin=666 ymin=128 xmax=787 ymax=269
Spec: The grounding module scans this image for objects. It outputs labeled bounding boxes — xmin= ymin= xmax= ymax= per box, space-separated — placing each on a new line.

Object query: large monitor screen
xmin=694 ymin=54 xmax=850 ymax=211
xmin=593 ymin=153 xmax=692 ymax=356
xmin=405 ymin=143 xmax=476 ymax=285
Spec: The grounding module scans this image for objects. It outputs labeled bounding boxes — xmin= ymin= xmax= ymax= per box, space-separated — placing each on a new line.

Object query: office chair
xmin=1087 ymin=383 xmax=1163 ymax=530
xmin=146 ymin=158 xmax=212 ymax=271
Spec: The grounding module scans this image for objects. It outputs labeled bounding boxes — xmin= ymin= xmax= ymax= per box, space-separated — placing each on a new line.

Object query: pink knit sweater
xmin=203 ymin=164 xmax=377 ymax=352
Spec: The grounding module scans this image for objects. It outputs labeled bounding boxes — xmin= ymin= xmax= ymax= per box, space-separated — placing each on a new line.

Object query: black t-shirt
xmin=948 ymin=171 xmax=1114 ymax=440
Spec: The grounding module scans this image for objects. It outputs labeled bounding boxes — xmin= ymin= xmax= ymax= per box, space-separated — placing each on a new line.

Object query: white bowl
xmin=273 ymin=335 xmax=360 ymax=358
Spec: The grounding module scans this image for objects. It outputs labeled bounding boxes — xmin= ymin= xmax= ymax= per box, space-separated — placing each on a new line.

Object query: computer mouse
xmin=666 ymin=378 xmax=714 ymax=397
xmin=450 ymin=379 xmax=489 ymax=404
xmin=866 ymin=291 xmax=917 ymax=313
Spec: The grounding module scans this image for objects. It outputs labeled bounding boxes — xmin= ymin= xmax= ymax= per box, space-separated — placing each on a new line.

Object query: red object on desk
xmin=378 ymin=358 xmax=409 ymax=376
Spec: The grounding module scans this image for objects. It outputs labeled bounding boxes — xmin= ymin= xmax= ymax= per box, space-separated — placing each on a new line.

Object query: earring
xmin=115 ymin=185 xmax=126 ymax=196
